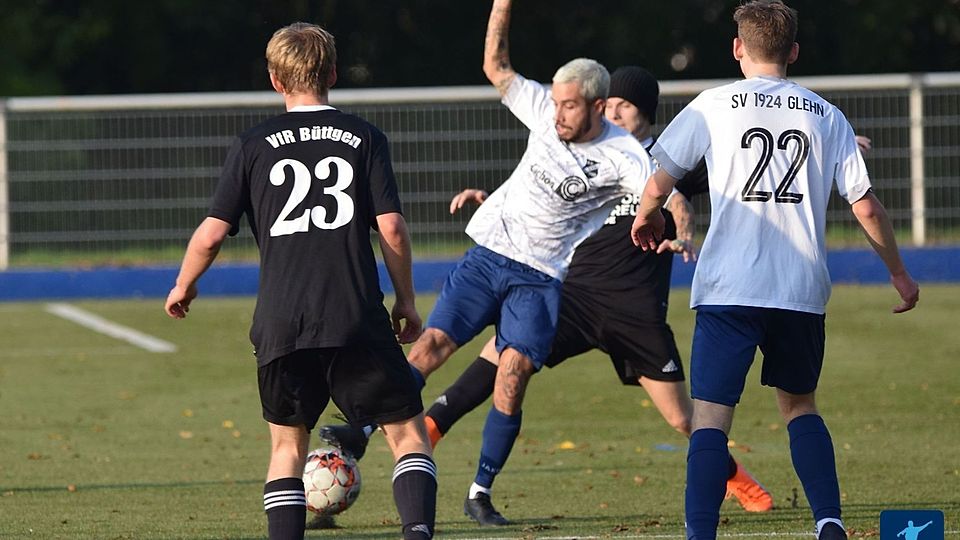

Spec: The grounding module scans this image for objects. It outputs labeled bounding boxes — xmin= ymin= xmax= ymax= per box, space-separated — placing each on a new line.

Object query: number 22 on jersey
xmin=740 ymin=127 xmax=808 ymax=204
xmin=269 ymin=157 xmax=355 ymax=237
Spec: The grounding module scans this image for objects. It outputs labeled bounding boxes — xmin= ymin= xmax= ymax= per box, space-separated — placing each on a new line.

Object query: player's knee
xmin=408 ymin=328 xmax=456 ymax=375
xmin=479 ymin=337 xmax=499 ymax=363
xmin=776 ymin=389 xmax=818 ymax=422
xmin=382 ymin=418 xmax=433 ymax=458
xmin=667 ymin=413 xmax=692 ymax=436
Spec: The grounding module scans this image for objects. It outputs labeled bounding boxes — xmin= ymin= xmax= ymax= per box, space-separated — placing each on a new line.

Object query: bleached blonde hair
xmin=553 ymin=58 xmax=610 ymax=102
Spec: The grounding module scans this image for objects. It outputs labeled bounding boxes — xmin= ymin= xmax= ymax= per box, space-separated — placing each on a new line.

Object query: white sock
xmin=468 ymin=482 xmax=491 ymax=499
xmin=815 ymin=518 xmax=844 ymax=538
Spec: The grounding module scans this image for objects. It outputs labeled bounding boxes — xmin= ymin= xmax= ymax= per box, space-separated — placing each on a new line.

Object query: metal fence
xmin=1 ymin=73 xmax=958 ymax=269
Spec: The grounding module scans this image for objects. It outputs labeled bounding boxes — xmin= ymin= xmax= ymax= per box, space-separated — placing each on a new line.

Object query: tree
xmin=1 ymin=0 xmax=957 ymax=97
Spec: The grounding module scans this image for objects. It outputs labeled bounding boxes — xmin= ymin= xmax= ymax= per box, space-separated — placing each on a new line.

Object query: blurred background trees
xmin=1 ymin=0 xmax=958 ymax=96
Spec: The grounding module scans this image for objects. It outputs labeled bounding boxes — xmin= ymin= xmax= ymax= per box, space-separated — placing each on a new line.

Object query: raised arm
xmin=483 ymin=0 xmax=517 ymax=95
xmin=376 ymin=212 xmax=423 ymax=343
xmin=850 ymin=191 xmax=919 ymax=313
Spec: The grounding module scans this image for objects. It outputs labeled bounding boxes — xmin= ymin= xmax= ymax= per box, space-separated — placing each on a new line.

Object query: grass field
xmin=0 ymin=285 xmax=957 ymax=539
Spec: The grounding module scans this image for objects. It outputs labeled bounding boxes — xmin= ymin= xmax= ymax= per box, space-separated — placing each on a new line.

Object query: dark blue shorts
xmin=690 ymin=305 xmax=825 ymax=406
xmin=426 ymin=246 xmax=562 ymax=369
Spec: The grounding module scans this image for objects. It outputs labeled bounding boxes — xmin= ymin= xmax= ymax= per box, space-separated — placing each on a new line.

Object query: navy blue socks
xmin=685 ymin=428 xmax=729 ymax=540
xmin=788 ymin=414 xmax=841 ymax=523
xmin=474 ymin=407 xmax=522 ymax=489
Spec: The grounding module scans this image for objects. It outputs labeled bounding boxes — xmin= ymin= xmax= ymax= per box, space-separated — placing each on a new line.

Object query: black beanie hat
xmin=608 ymin=66 xmax=660 ymax=124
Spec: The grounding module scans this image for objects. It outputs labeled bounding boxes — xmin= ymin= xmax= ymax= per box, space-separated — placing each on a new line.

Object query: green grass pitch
xmin=0 ymin=285 xmax=957 ymax=539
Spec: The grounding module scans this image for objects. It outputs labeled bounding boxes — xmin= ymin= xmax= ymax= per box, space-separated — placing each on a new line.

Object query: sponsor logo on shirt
xmin=556 ymin=176 xmax=588 ymax=201
xmin=530 ymin=163 xmax=589 ymax=201
xmin=603 ymin=193 xmax=642 ymax=225
xmin=582 ymin=159 xmax=600 ymax=178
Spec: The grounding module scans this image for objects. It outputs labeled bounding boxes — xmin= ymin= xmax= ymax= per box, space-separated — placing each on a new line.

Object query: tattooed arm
xmin=662 ymin=192 xmax=698 ymax=263
xmin=483 ymin=0 xmax=517 ymax=95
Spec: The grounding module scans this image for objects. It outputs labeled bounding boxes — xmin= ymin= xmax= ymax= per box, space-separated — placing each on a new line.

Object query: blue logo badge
xmin=880 ymin=510 xmax=944 ymax=540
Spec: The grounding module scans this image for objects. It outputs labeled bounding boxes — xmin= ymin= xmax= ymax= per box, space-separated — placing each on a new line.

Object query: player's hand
xmin=656 ymin=238 xmax=698 ymax=263
xmin=855 ymin=135 xmax=872 ymax=154
xmin=391 ymin=300 xmax=423 ymax=344
xmin=164 ymin=284 xmax=197 ymax=319
xmin=631 ymin=210 xmax=666 ymax=251
xmin=890 ymin=272 xmax=919 ymax=313
xmin=449 ymin=189 xmax=489 ymax=214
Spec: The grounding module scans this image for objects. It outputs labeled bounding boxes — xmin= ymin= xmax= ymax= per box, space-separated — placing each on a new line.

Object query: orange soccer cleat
xmin=725 ymin=461 xmax=774 ymax=512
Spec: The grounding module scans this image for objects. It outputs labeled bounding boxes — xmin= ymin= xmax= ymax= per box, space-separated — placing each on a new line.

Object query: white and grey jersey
xmin=466 ymin=74 xmax=654 ymax=280
xmin=652 ymin=76 xmax=871 ymax=314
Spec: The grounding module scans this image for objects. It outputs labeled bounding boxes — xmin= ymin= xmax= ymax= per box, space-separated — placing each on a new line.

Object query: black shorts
xmin=257 ymin=343 xmax=424 ymax=431
xmin=544 ymin=285 xmax=685 ymax=384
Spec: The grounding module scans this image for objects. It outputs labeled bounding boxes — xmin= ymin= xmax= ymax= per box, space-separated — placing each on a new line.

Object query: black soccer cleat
xmin=463 ymin=493 xmax=510 ymax=526
xmin=317 ymin=424 xmax=369 ymax=460
xmin=818 ymin=522 xmax=848 ymax=540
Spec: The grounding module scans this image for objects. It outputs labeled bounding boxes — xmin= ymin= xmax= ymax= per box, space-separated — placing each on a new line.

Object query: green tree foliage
xmin=1 ymin=0 xmax=957 ymax=97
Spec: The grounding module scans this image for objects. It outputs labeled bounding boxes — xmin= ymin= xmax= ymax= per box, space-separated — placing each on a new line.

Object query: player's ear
xmin=326 ymin=66 xmax=338 ymax=90
xmin=592 ymin=97 xmax=605 ymax=115
xmin=787 ymin=42 xmax=799 ymax=65
xmin=732 ymin=37 xmax=744 ymax=61
xmin=269 ymin=72 xmax=286 ymax=94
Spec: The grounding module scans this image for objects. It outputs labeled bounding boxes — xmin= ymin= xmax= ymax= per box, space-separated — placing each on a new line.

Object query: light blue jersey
xmin=653 ymin=76 xmax=871 ymax=314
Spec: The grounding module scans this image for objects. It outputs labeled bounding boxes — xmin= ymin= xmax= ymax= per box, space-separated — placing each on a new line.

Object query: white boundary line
xmin=44 ymin=303 xmax=177 ymax=353
xmin=452 ymin=534 xmax=802 ymax=540
xmin=451 ymin=531 xmax=960 ymax=540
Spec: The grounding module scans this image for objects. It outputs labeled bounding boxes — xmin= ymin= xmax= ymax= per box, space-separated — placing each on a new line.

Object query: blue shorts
xmin=690 ymin=305 xmax=825 ymax=406
xmin=426 ymin=246 xmax=562 ymax=369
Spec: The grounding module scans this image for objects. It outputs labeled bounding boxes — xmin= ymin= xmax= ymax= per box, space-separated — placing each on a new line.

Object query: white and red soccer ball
xmin=302 ymin=447 xmax=362 ymax=515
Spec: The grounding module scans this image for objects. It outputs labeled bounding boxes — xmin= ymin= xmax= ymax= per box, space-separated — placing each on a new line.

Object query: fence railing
xmin=1 ymin=72 xmax=958 ymax=269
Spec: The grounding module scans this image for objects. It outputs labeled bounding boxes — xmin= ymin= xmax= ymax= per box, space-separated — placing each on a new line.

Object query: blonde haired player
xmin=631 ymin=2 xmax=919 ymax=540
xmin=165 ymin=22 xmax=436 ymax=540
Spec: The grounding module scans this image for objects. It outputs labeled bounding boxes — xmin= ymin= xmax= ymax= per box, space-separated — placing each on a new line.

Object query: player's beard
xmin=558 ymin=115 xmax=593 ymax=143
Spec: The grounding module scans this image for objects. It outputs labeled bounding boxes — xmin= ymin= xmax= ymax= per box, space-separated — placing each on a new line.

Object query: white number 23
xmin=268 ymin=157 xmax=355 ymax=237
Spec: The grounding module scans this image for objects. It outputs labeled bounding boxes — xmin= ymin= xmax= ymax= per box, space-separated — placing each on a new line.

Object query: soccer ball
xmin=302 ymin=447 xmax=361 ymax=515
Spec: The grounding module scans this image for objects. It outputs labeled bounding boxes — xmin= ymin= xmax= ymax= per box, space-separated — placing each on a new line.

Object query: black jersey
xmin=562 ymin=153 xmax=708 ymax=299
xmin=209 ymin=107 xmax=403 ymax=365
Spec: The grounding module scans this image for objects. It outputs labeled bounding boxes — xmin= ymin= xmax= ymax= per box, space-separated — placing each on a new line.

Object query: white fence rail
xmin=1 ymin=72 xmax=958 ymax=269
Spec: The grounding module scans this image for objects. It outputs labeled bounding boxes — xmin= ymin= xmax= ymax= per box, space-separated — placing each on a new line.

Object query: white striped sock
xmin=392 ymin=455 xmax=437 ymax=482
xmin=263 ymin=489 xmax=306 ymax=511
